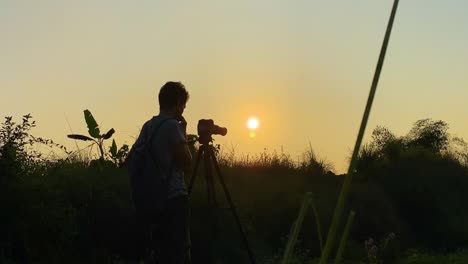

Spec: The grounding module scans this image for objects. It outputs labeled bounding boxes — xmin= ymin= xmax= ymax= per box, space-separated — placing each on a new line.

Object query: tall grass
xmin=2 ymin=140 xmax=468 ymax=263
xmin=2 ymin=114 xmax=468 ymax=263
xmin=319 ymin=1 xmax=400 ymax=262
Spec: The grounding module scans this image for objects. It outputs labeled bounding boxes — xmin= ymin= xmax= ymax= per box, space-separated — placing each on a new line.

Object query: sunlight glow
xmin=247 ymin=117 xmax=259 ymax=130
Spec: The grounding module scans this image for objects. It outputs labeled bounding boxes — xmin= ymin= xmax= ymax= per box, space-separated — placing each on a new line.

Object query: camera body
xmin=197 ymin=119 xmax=227 ymax=144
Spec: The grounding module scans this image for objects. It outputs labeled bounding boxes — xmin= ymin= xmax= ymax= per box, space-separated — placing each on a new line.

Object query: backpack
xmin=127 ymin=117 xmax=174 ymax=214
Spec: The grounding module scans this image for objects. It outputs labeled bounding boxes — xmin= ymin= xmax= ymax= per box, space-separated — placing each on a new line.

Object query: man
xmin=132 ymin=81 xmax=192 ymax=264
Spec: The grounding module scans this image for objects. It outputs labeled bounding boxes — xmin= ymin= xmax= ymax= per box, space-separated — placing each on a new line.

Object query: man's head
xmin=158 ymin=81 xmax=189 ymax=116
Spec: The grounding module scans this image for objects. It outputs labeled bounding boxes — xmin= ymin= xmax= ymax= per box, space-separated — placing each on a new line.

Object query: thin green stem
xmin=310 ymin=195 xmax=324 ymax=254
xmin=334 ymin=211 xmax=356 ymax=264
xmin=281 ymin=192 xmax=313 ymax=264
xmin=319 ymin=1 xmax=400 ymax=263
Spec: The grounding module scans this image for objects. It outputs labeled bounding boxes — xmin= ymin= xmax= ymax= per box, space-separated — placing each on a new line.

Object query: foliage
xmin=399 ymin=249 xmax=468 ymax=264
xmin=67 ymin=109 xmax=128 ymax=164
xmin=365 ymin=119 xmax=456 ymax=160
xmin=364 ymin=233 xmax=397 ymax=263
xmin=354 ymin=118 xmax=468 ymax=251
xmin=0 ymin=114 xmax=69 ymax=182
xmin=108 ymin=139 xmax=129 ymax=166
xmin=447 ymin=137 xmax=468 ymax=165
xmin=406 ymin=119 xmax=449 ymax=152
xmin=1 ymin=116 xmax=468 ymax=263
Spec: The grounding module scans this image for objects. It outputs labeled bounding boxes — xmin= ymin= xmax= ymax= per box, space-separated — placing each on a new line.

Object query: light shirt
xmin=139 ymin=114 xmax=188 ymax=199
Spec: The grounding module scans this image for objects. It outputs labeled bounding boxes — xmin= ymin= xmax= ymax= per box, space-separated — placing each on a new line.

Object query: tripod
xmin=188 ymin=141 xmax=256 ymax=264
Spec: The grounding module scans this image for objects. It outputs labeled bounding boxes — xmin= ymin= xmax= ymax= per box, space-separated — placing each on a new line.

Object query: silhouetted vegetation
xmin=67 ymin=110 xmax=129 ymax=166
xmin=1 ymin=115 xmax=467 ymax=263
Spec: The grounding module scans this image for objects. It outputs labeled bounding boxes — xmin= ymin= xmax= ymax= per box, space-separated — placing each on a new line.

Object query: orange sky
xmin=1 ymin=1 xmax=467 ymax=173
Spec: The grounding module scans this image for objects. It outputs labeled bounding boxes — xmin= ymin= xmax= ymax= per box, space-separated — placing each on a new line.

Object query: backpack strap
xmin=146 ymin=117 xmax=175 ymax=145
xmin=122 ymin=117 xmax=175 ymax=169
xmin=146 ymin=117 xmax=176 ymax=162
xmin=145 ymin=118 xmax=182 ymax=184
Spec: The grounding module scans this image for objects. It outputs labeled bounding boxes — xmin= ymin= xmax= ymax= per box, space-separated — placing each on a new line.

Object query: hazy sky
xmin=1 ymin=1 xmax=467 ymax=173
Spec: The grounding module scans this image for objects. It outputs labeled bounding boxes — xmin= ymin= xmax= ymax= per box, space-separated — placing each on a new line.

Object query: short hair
xmin=158 ymin=81 xmax=189 ymax=110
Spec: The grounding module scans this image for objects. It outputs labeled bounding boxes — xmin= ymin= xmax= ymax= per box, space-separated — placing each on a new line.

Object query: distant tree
xmin=449 ymin=136 xmax=468 ymax=165
xmin=371 ymin=126 xmax=397 ymax=151
xmin=365 ymin=119 xmax=451 ymax=159
xmin=406 ymin=119 xmax=449 ymax=152
xmin=357 ymin=118 xmax=465 ymax=176
xmin=354 ymin=119 xmax=468 ymax=250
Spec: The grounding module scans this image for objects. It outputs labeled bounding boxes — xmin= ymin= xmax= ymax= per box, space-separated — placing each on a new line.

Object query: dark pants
xmin=137 ymin=195 xmax=191 ymax=264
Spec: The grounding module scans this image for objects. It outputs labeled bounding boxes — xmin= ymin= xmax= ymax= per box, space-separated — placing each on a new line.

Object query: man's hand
xmin=176 ymin=115 xmax=188 ymax=137
xmin=174 ymin=115 xmax=191 ymax=172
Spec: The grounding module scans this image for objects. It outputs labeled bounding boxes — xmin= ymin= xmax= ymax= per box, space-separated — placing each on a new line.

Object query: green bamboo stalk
xmin=281 ymin=192 xmax=313 ymax=264
xmin=334 ymin=211 xmax=356 ymax=264
xmin=319 ymin=1 xmax=401 ymax=263
xmin=309 ymin=194 xmax=324 ymax=254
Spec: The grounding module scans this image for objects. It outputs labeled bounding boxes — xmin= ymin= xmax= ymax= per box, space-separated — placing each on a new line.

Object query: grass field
xmin=1 ymin=115 xmax=468 ymax=263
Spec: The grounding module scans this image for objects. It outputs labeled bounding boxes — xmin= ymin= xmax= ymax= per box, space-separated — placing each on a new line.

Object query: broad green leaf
xmin=84 ymin=109 xmax=100 ymax=138
xmin=110 ymin=139 xmax=117 ymax=156
xmin=67 ymin=134 xmax=94 ymax=141
xmin=102 ymin=128 xmax=115 ymax=139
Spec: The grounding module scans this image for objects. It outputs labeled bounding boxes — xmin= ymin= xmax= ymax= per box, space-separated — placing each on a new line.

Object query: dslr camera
xmin=197 ymin=119 xmax=227 ymax=144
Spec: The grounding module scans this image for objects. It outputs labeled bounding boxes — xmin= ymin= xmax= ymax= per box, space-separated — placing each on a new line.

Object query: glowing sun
xmin=247 ymin=117 xmax=259 ymax=130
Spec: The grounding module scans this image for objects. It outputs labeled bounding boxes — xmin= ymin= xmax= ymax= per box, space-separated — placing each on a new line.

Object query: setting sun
xmin=247 ymin=117 xmax=259 ymax=130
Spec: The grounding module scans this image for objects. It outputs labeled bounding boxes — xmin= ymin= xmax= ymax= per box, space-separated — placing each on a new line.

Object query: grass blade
xmin=319 ymin=1 xmax=401 ymax=263
xmin=281 ymin=192 xmax=313 ymax=264
xmin=334 ymin=211 xmax=356 ymax=264
xmin=309 ymin=194 xmax=324 ymax=254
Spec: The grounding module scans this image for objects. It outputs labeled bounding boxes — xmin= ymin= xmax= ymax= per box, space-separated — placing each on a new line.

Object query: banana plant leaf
xmin=102 ymin=128 xmax=115 ymax=139
xmin=67 ymin=134 xmax=94 ymax=141
xmin=110 ymin=139 xmax=118 ymax=156
xmin=84 ymin=109 xmax=100 ymax=138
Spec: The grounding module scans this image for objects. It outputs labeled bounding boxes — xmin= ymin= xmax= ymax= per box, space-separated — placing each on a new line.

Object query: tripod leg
xmin=203 ymin=146 xmax=218 ymax=208
xmin=186 ymin=147 xmax=204 ymax=264
xmin=209 ymin=148 xmax=256 ymax=264
xmin=188 ymin=147 xmax=203 ymax=196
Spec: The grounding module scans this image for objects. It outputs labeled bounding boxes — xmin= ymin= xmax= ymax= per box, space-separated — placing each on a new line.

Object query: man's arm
xmin=174 ymin=142 xmax=192 ymax=173
xmin=173 ymin=115 xmax=192 ymax=173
